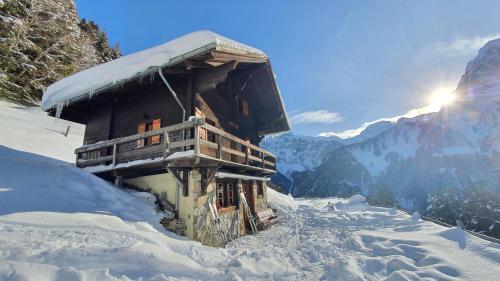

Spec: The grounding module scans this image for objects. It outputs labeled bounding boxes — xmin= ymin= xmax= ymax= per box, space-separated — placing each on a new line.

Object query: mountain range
xmin=263 ymin=37 xmax=499 ymax=215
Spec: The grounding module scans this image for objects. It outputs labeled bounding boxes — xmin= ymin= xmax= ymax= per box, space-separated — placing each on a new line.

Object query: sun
xmin=429 ymin=87 xmax=456 ymax=109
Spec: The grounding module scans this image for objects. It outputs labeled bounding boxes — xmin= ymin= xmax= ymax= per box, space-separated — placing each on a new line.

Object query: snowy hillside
xmin=270 ymin=38 xmax=500 ymax=214
xmin=1 ymin=100 xmax=499 ymax=280
xmin=0 ymin=101 xmax=84 ymax=163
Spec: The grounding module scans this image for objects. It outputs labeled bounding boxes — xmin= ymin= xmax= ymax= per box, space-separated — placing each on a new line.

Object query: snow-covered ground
xmin=0 ymin=101 xmax=84 ymax=163
xmin=0 ymin=102 xmax=499 ymax=281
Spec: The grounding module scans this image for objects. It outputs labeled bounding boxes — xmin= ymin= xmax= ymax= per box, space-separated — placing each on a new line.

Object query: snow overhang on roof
xmin=41 ymin=30 xmax=265 ymax=111
xmin=41 ymin=30 xmax=290 ymax=134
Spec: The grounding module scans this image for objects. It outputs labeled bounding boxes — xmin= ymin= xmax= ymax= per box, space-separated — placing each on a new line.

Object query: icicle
xmin=55 ymin=102 xmax=64 ymax=119
xmin=150 ymin=73 xmax=155 ymax=84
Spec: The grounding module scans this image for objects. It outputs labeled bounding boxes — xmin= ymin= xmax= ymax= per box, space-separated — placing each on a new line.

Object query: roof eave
xmin=42 ymin=42 xmax=271 ymax=112
xmin=264 ymin=60 xmax=292 ymax=134
xmin=43 ymin=42 xmax=219 ymax=111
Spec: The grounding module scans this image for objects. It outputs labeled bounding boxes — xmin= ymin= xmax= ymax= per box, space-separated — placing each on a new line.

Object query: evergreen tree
xmin=367 ymin=185 xmax=396 ymax=208
xmin=426 ymin=185 xmax=500 ymax=238
xmin=0 ymin=0 xmax=120 ymax=105
xmin=426 ymin=187 xmax=461 ymax=225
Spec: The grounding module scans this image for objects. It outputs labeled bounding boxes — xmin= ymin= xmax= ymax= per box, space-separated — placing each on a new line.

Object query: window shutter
xmin=137 ymin=123 xmax=146 ymax=147
xmin=150 ymin=119 xmax=161 ymax=144
xmin=242 ymin=99 xmax=250 ymax=117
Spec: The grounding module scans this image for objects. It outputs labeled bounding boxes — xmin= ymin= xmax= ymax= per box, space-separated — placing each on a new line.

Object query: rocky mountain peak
xmin=457 ymin=37 xmax=500 ymax=103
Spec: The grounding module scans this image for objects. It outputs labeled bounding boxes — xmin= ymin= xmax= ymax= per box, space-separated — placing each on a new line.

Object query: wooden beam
xmin=201 ymin=123 xmax=275 ymax=158
xmin=166 ymin=167 xmax=189 ymax=197
xmin=216 ymin=135 xmax=222 ymax=159
xmin=163 ymin=132 xmax=170 ymax=158
xmin=200 ymin=165 xmax=220 ymax=194
xmin=196 ymin=61 xmax=238 ymax=92
xmin=75 ymin=119 xmax=197 ymax=153
xmin=210 ymin=51 xmax=267 ymax=63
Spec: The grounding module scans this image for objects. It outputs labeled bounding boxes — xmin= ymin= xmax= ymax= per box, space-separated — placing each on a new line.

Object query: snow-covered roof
xmin=41 ymin=30 xmax=267 ymax=111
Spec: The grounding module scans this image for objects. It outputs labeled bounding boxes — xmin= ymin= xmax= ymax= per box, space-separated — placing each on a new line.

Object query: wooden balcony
xmin=75 ymin=117 xmax=277 ymax=176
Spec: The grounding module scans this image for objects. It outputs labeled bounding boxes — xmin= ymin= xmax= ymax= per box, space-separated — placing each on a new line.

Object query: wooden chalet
xmin=41 ymin=30 xmax=290 ymax=246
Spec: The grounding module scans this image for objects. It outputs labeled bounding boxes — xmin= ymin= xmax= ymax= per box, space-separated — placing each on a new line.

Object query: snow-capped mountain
xmin=261 ymin=133 xmax=343 ymax=177
xmin=268 ymin=37 xmax=500 ymax=212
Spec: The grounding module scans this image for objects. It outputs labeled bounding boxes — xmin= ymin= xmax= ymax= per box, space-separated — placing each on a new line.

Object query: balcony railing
xmin=75 ymin=117 xmax=276 ymax=173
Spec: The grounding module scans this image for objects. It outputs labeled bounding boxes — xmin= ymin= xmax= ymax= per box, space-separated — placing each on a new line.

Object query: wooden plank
xmin=78 ymin=155 xmax=113 ymax=166
xmin=198 ymin=154 xmax=275 ymax=173
xmin=200 ymin=139 xmax=218 ymax=149
xmin=245 ymin=146 xmax=249 ymax=165
xmin=201 ymin=123 xmax=276 ymax=158
xmin=216 ymin=135 xmax=222 ymax=159
xmin=248 ymin=155 xmax=261 ymax=162
xmin=168 ymin=139 xmax=195 ymax=149
xmin=211 ymin=51 xmax=267 ymax=63
xmin=112 ymin=144 xmax=117 ymax=166
xmin=163 ymin=132 xmax=170 ymax=158
xmin=166 ymin=167 xmax=189 ymax=197
xmin=264 ymin=160 xmax=275 ymax=167
xmin=117 ymin=145 xmax=163 ymax=161
xmin=194 ymin=125 xmax=200 ymax=155
xmin=221 ymin=146 xmax=246 ymax=158
xmin=75 ymin=120 xmax=197 ymax=153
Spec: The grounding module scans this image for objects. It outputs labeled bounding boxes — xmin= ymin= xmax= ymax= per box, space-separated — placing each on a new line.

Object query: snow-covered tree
xmin=426 ymin=185 xmax=500 ymax=238
xmin=0 ymin=0 xmax=120 ymax=105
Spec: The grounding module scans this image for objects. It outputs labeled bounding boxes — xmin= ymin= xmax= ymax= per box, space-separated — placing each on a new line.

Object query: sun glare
xmin=429 ymin=87 xmax=456 ymax=109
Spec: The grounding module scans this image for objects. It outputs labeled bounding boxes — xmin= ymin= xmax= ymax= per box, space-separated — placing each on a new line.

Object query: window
xmin=215 ymin=180 xmax=238 ymax=209
xmin=137 ymin=119 xmax=161 ymax=147
xmin=257 ymin=182 xmax=264 ymax=196
xmin=216 ymin=183 xmax=224 ymax=208
xmin=205 ymin=118 xmax=216 ymax=143
xmin=227 ymin=183 xmax=234 ymax=205
xmin=147 ymin=119 xmax=161 ymax=144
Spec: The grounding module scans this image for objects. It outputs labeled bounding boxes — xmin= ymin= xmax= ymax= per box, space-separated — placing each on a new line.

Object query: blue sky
xmin=75 ymin=0 xmax=500 ymax=136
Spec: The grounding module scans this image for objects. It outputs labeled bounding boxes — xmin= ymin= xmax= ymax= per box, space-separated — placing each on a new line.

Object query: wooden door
xmin=242 ymin=181 xmax=255 ymax=213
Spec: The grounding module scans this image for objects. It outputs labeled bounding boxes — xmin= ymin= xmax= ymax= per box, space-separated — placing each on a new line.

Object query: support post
xmin=112 ymin=144 xmax=117 ymax=167
xmin=75 ymin=152 xmax=80 ymax=168
xmin=194 ymin=124 xmax=200 ymax=156
xmin=201 ymin=165 xmax=220 ymax=194
xmin=245 ymin=146 xmax=249 ymax=165
xmin=167 ymin=166 xmax=189 ymax=197
xmin=163 ymin=132 xmax=170 ymax=158
xmin=216 ymin=135 xmax=222 ymax=159
xmin=114 ymin=176 xmax=123 ymax=187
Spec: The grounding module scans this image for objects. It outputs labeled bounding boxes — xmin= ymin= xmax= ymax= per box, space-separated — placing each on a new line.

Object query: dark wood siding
xmin=111 ymin=77 xmax=188 ymax=139
xmin=83 ymin=74 xmax=190 ymax=143
xmin=83 ymin=100 xmax=112 ymax=145
xmin=196 ymin=73 xmax=260 ymax=145
xmin=82 ymin=69 xmax=261 ymax=146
